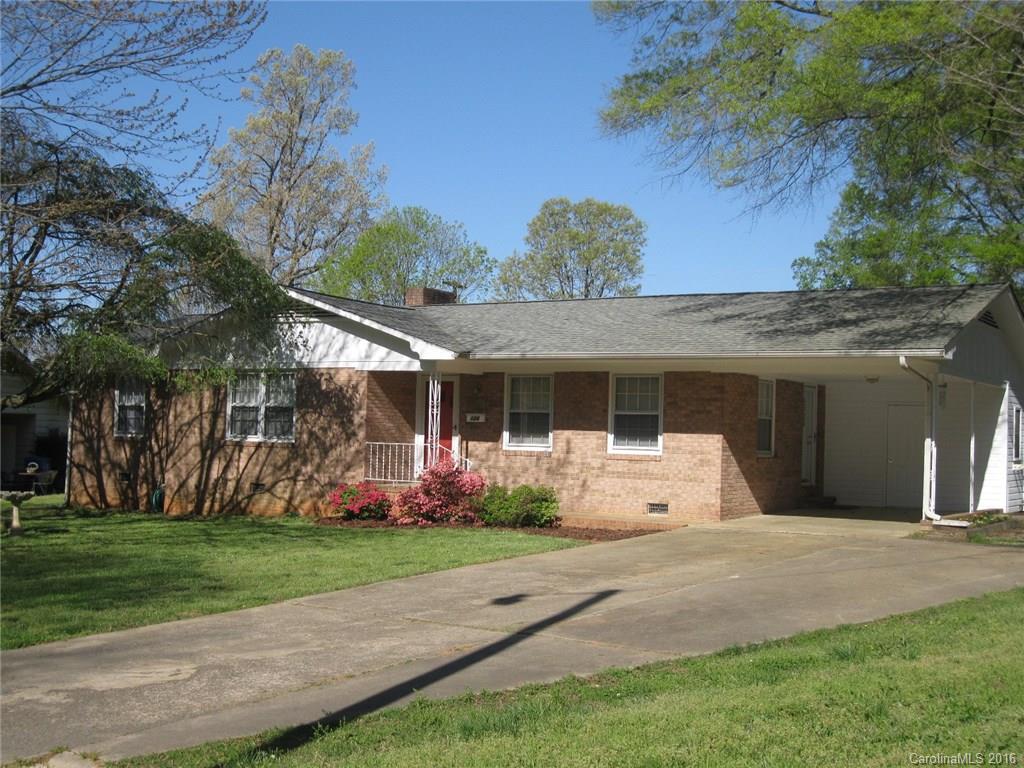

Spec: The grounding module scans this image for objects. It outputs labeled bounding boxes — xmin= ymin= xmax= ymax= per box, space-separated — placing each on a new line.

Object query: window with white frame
xmin=228 ymin=372 xmax=296 ymax=441
xmin=610 ymin=375 xmax=661 ymax=452
xmin=505 ymin=375 xmax=552 ymax=449
xmin=757 ymin=380 xmax=775 ymax=455
xmin=115 ymin=378 xmax=146 ymax=437
xmin=1014 ymin=406 xmax=1022 ymax=463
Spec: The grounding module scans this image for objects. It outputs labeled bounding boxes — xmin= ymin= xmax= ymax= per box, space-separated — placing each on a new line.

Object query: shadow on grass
xmin=236 ymin=589 xmax=619 ymax=764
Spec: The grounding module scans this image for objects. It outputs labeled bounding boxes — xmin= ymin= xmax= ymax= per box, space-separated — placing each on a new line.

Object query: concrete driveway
xmin=3 ymin=514 xmax=1024 ymax=763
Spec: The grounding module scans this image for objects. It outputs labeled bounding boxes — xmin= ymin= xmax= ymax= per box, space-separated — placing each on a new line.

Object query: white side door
xmin=885 ymin=403 xmax=925 ymax=508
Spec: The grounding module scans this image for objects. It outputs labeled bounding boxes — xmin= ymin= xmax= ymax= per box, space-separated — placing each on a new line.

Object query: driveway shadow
xmin=237 ymin=588 xmax=619 ymax=762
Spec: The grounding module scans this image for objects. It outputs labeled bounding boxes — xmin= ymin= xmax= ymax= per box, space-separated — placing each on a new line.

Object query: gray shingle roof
xmin=291 ymin=284 xmax=1007 ymax=358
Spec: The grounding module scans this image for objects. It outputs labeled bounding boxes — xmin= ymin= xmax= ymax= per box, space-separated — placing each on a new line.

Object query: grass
xmin=0 ymin=503 xmax=576 ymax=650
xmin=117 ymin=589 xmax=1024 ymax=768
xmin=968 ymin=530 xmax=1024 ymax=547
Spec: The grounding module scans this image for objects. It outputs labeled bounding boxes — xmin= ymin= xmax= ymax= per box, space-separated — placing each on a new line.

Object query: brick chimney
xmin=404 ymin=286 xmax=457 ymax=306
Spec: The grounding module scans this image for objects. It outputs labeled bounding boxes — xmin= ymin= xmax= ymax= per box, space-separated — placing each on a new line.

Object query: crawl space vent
xmin=250 ymin=482 xmax=267 ymax=494
xmin=979 ymin=310 xmax=999 ymax=329
xmin=647 ymin=502 xmax=669 ymax=516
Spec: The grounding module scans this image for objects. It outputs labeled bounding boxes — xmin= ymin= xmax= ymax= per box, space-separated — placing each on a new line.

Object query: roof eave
xmin=285 ymin=288 xmax=459 ymax=360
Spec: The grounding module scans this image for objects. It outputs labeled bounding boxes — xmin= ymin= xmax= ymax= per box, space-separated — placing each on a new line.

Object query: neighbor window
xmin=115 ymin=378 xmax=146 ymax=437
xmin=505 ymin=375 xmax=552 ymax=449
xmin=610 ymin=375 xmax=662 ymax=452
xmin=757 ymin=380 xmax=775 ymax=455
xmin=1015 ymin=406 xmax=1022 ymax=463
xmin=228 ymin=371 xmax=296 ymax=441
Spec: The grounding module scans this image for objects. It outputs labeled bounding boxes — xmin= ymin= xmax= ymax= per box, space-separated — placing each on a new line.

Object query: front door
xmin=423 ymin=380 xmax=455 ymax=455
xmin=801 ymin=385 xmax=817 ymax=485
xmin=885 ymin=403 xmax=925 ymax=508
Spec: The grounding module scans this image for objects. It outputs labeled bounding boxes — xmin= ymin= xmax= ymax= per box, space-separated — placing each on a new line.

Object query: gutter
xmin=468 ymin=349 xmax=949 ymax=360
xmin=898 ymin=356 xmax=945 ymax=523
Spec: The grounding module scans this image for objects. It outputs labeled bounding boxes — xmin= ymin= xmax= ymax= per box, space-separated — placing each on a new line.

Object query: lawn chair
xmin=31 ymin=469 xmax=58 ymax=495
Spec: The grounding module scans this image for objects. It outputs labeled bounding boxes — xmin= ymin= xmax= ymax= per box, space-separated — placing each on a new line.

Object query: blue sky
xmin=195 ymin=1 xmax=841 ymax=295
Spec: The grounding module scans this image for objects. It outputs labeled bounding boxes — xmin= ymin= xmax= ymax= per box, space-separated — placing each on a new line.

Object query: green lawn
xmin=0 ymin=504 xmax=576 ymax=649
xmin=118 ymin=589 xmax=1024 ymax=768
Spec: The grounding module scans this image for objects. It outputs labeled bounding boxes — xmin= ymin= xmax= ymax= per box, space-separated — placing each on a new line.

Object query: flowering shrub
xmin=326 ymin=481 xmax=392 ymax=520
xmin=392 ymin=459 xmax=486 ymax=526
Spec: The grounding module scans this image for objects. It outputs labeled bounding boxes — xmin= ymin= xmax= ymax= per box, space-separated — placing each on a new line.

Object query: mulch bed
xmin=313 ymin=517 xmax=659 ymax=542
xmin=512 ymin=526 xmax=660 ymax=542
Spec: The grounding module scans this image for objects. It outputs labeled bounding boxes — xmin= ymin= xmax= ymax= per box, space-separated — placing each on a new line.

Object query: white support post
xmin=920 ymin=375 xmax=938 ymax=522
xmin=969 ymin=381 xmax=976 ymax=514
xmin=426 ymin=372 xmax=441 ymax=468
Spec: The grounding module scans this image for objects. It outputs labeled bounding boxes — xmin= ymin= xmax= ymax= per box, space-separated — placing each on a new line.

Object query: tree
xmin=315 ymin=206 xmax=495 ymax=304
xmin=1 ymin=2 xmax=286 ymax=409
xmin=202 ymin=45 xmax=386 ymax=286
xmin=1 ymin=1 xmax=265 ymax=164
xmin=1 ymin=115 xmax=289 ymax=409
xmin=793 ymin=161 xmax=1024 ymax=289
xmin=494 ymin=197 xmax=646 ymax=300
xmin=597 ymin=1 xmax=1024 ymax=288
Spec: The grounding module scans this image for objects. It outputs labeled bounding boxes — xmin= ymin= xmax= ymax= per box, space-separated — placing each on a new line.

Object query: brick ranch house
xmin=69 ymin=283 xmax=1024 ymax=528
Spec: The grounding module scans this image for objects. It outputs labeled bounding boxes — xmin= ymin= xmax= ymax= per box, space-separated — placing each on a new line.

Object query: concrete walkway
xmin=3 ymin=514 xmax=1024 ymax=763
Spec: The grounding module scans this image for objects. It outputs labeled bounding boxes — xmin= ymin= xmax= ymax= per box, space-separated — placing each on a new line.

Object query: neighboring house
xmin=68 ymin=283 xmax=1024 ymax=527
xmin=1 ymin=348 xmax=70 ymax=490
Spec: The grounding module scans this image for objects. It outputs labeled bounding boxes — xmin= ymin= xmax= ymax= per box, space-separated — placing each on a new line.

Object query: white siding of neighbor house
xmin=823 ymin=379 xmax=926 ymax=508
xmin=0 ymin=372 xmax=69 ymax=435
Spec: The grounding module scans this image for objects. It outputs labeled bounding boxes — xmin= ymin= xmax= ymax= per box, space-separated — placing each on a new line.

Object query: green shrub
xmin=478 ymin=483 xmax=558 ymax=527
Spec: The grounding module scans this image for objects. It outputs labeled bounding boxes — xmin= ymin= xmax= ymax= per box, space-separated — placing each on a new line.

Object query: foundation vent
xmin=250 ymin=482 xmax=267 ymax=494
xmin=979 ymin=310 xmax=999 ymax=329
xmin=647 ymin=502 xmax=669 ymax=516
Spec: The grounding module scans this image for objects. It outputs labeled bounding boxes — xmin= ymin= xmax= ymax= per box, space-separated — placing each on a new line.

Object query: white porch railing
xmin=364 ymin=442 xmax=473 ymax=484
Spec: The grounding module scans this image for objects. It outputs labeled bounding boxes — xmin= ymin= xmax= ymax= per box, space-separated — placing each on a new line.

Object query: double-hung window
xmin=505 ymin=375 xmax=552 ymax=449
xmin=757 ymin=380 xmax=775 ymax=455
xmin=609 ymin=375 xmax=662 ymax=453
xmin=228 ymin=371 xmax=296 ymax=441
xmin=115 ymin=378 xmax=146 ymax=437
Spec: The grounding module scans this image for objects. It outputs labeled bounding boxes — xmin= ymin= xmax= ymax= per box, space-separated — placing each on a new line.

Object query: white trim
xmin=607 ymin=373 xmax=663 ymax=455
xmin=414 ymin=374 xmax=461 ymax=470
xmin=284 ymin=289 xmax=458 ymax=360
xmin=502 ymin=374 xmax=554 ymax=451
xmin=225 ymin=371 xmax=297 ymax=444
xmin=756 ymin=379 xmax=776 ymax=457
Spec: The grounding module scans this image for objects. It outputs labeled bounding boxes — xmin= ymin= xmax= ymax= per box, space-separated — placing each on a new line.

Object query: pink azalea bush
xmin=392 ymin=459 xmax=486 ymax=526
xmin=326 ymin=481 xmax=392 ymax=520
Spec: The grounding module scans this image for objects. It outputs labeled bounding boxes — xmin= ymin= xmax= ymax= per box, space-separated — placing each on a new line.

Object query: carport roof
xmin=287 ymin=283 xmax=1009 ymax=359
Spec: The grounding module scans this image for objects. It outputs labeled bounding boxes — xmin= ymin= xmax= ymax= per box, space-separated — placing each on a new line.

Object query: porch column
xmin=426 ymin=371 xmax=441 ymax=467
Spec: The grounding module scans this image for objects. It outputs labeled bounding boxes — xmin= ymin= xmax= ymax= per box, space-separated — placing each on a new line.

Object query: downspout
xmin=899 ymin=356 xmax=941 ymax=522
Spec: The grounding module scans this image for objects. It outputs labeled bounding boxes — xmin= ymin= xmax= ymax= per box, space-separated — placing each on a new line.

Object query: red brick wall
xmin=366 ymin=372 xmax=417 ymax=442
xmin=69 ymin=368 xmax=366 ymax=517
xmin=720 ymin=376 xmax=804 ymax=518
xmin=70 ymin=366 xmax=807 ymax=526
xmin=457 ymin=371 xmax=806 ymax=526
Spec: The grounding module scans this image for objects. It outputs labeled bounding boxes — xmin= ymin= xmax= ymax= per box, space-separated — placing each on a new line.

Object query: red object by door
xmin=423 ymin=380 xmax=454 ymax=454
